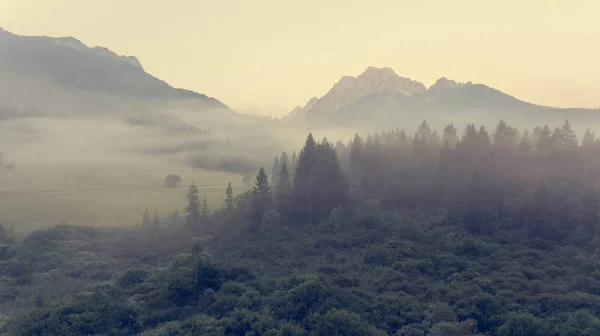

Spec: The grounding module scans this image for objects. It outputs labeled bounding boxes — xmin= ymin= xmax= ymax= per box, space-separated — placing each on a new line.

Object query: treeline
xmin=259 ymin=120 xmax=600 ymax=244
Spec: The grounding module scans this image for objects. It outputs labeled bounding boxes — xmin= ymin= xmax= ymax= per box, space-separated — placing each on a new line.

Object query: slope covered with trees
xmin=3 ymin=119 xmax=600 ymax=335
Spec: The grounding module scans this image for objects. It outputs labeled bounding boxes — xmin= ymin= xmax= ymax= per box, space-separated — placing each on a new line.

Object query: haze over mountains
xmin=286 ymin=66 xmax=600 ymax=133
xmin=1 ymin=26 xmax=599 ymax=159
xmin=0 ymin=28 xmax=286 ymax=175
xmin=0 ymin=28 xmax=230 ymax=119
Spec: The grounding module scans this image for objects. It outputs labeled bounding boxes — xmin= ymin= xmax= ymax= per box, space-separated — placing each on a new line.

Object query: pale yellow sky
xmin=0 ymin=0 xmax=598 ymax=115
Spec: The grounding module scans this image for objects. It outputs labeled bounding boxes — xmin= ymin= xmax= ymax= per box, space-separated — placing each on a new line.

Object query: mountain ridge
xmin=285 ymin=66 xmax=599 ymax=132
xmin=0 ymin=28 xmax=228 ymax=112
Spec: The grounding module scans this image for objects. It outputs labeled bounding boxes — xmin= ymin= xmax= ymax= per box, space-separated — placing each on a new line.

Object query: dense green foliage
xmin=3 ymin=119 xmax=600 ymax=335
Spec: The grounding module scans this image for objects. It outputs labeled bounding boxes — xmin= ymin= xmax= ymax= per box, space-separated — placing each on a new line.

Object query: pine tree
xmin=348 ymin=133 xmax=364 ymax=196
xmin=251 ymin=167 xmax=272 ymax=223
xmin=582 ymin=127 xmax=596 ymax=148
xmin=289 ymin=151 xmax=298 ymax=180
xmin=275 ymin=162 xmax=292 ymax=215
xmin=493 ymin=120 xmax=519 ymax=150
xmin=280 ymin=152 xmax=290 ymax=171
xmin=417 ymin=120 xmax=432 ymax=141
xmin=318 ymin=142 xmax=350 ymax=220
xmin=477 ymin=125 xmax=491 ymax=151
xmin=536 ymin=125 xmax=554 ymax=153
xmin=141 ymin=207 xmax=151 ymax=227
xmin=443 ymin=123 xmax=458 ymax=148
xmin=518 ymin=130 xmax=533 ymax=155
xmin=223 ymin=182 xmax=235 ymax=216
xmin=460 ymin=123 xmax=479 ymax=152
xmin=185 ymin=181 xmax=201 ymax=224
xmin=271 ymin=156 xmax=281 ymax=186
xmin=292 ymin=134 xmax=318 ymax=224
xmin=559 ymin=119 xmax=579 ymax=152
xmin=292 ymin=134 xmax=349 ymax=224
xmin=200 ymin=197 xmax=210 ymax=218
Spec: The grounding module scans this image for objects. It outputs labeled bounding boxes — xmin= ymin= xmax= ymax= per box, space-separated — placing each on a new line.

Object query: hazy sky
xmin=1 ymin=0 xmax=598 ymax=115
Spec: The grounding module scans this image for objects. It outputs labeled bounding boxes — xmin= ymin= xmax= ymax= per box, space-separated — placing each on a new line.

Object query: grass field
xmin=0 ymin=161 xmax=246 ymax=234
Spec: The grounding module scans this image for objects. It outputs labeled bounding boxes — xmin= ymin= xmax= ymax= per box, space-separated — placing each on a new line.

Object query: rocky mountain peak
xmin=295 ymin=66 xmax=427 ymax=116
xmin=429 ymin=77 xmax=473 ymax=91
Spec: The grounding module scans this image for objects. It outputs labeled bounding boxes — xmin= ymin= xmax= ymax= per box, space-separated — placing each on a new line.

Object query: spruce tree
xmin=289 ymin=151 xmax=298 ymax=180
xmin=417 ymin=120 xmax=432 ymax=141
xmin=292 ymin=134 xmax=318 ymax=224
xmin=292 ymin=134 xmax=349 ymax=224
xmin=319 ymin=142 xmax=350 ymax=220
xmin=275 ymin=162 xmax=292 ymax=216
xmin=536 ymin=125 xmax=554 ymax=153
xmin=271 ymin=156 xmax=281 ymax=186
xmin=477 ymin=125 xmax=491 ymax=151
xmin=460 ymin=123 xmax=479 ymax=152
xmin=349 ymin=133 xmax=364 ymax=194
xmin=280 ymin=151 xmax=290 ymax=168
xmin=559 ymin=119 xmax=579 ymax=152
xmin=200 ymin=197 xmax=210 ymax=219
xmin=185 ymin=181 xmax=201 ymax=224
xmin=223 ymin=182 xmax=235 ymax=216
xmin=518 ymin=130 xmax=533 ymax=155
xmin=582 ymin=127 xmax=596 ymax=148
xmin=442 ymin=123 xmax=458 ymax=148
xmin=251 ymin=167 xmax=272 ymax=223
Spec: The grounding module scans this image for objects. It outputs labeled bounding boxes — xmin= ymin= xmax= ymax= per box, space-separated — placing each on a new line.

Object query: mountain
xmin=0 ymin=28 xmax=227 ymax=119
xmin=0 ymin=28 xmax=291 ymax=175
xmin=287 ymin=67 xmax=599 ymax=132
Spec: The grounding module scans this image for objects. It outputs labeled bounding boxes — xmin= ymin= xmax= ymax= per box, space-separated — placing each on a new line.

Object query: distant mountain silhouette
xmin=286 ymin=67 xmax=599 ymax=132
xmin=0 ymin=28 xmax=227 ymax=119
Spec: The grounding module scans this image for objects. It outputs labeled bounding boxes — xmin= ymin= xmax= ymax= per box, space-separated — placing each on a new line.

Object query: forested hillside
xmin=3 ymin=119 xmax=600 ymax=335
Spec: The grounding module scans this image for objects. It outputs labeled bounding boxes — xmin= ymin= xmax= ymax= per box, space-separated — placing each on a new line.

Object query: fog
xmin=0 ymin=100 xmax=309 ymax=177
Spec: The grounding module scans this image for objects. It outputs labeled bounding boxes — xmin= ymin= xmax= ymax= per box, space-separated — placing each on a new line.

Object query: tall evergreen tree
xmin=349 ymin=133 xmax=364 ymax=195
xmin=280 ymin=152 xmax=290 ymax=171
xmin=493 ymin=120 xmax=519 ymax=150
xmin=292 ymin=134 xmax=319 ymax=224
xmin=271 ymin=156 xmax=281 ymax=186
xmin=289 ymin=151 xmax=298 ymax=181
xmin=582 ymin=127 xmax=596 ymax=148
xmin=518 ymin=130 xmax=533 ymax=155
xmin=251 ymin=167 xmax=272 ymax=223
xmin=443 ymin=123 xmax=458 ymax=148
xmin=223 ymin=182 xmax=235 ymax=217
xmin=291 ymin=134 xmax=350 ymax=224
xmin=200 ymin=197 xmax=210 ymax=219
xmin=318 ymin=142 xmax=350 ymax=220
xmin=185 ymin=181 xmax=201 ymax=224
xmin=417 ymin=120 xmax=432 ymax=141
xmin=275 ymin=162 xmax=292 ymax=216
xmin=558 ymin=119 xmax=579 ymax=152
xmin=477 ymin=125 xmax=491 ymax=151
xmin=536 ymin=125 xmax=554 ymax=153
